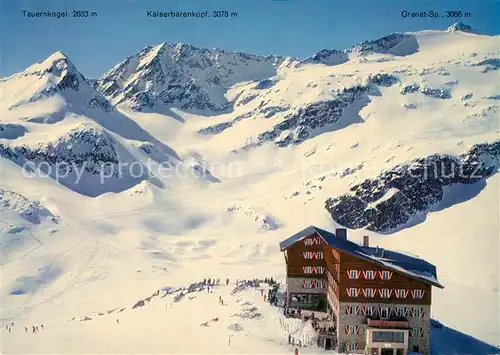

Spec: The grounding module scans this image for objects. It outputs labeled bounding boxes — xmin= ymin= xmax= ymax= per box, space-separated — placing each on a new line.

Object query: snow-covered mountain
xmin=1 ymin=23 xmax=499 ymax=354
xmin=1 ymin=51 xmax=113 ymax=115
xmin=0 ymin=51 xmax=180 ymax=196
xmin=93 ymin=43 xmax=297 ymax=112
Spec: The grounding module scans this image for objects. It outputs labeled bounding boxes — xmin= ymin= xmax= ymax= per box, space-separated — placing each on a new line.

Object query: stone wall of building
xmin=338 ymin=302 xmax=431 ymax=354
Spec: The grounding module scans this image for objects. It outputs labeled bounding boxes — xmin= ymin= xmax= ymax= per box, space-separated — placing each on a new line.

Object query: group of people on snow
xmin=5 ymin=322 xmax=44 ymax=334
xmin=218 ymin=295 xmax=225 ymax=306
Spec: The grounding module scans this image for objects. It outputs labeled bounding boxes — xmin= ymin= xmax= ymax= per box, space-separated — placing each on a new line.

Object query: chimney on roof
xmin=363 ymin=235 xmax=369 ymax=247
xmin=335 ymin=228 xmax=347 ymax=240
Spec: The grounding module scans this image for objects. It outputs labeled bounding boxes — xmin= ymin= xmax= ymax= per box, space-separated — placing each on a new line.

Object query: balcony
xmin=367 ymin=317 xmax=409 ymax=329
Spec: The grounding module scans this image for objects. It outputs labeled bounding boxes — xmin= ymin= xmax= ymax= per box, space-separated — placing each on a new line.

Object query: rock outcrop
xmin=325 ymin=141 xmax=500 ymax=233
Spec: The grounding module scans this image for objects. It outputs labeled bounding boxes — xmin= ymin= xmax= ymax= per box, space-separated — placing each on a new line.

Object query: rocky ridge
xmin=325 ymin=140 xmax=500 ymax=233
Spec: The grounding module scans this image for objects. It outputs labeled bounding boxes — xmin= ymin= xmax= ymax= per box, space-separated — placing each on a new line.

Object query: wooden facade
xmin=285 ymin=233 xmax=327 ymax=278
xmin=281 ymin=227 xmax=440 ymax=354
xmin=284 ymin=233 xmax=433 ymax=305
xmin=337 ymin=250 xmax=432 ymax=305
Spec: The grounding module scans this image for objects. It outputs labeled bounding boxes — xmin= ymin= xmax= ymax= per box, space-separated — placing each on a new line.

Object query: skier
xmin=294 ymin=347 xmax=299 ymax=355
xmin=32 ymin=326 xmax=36 ymax=334
xmin=25 ymin=326 xmax=28 ymax=333
xmin=288 ymin=333 xmax=292 ymax=344
xmin=226 ymin=278 xmax=229 ymax=286
xmin=41 ymin=324 xmax=44 ymax=330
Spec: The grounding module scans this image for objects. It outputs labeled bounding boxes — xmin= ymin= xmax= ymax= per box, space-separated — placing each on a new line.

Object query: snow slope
xmin=1 ymin=24 xmax=499 ymax=354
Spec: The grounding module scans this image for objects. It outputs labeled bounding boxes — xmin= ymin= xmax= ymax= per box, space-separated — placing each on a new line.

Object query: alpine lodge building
xmin=279 ymin=226 xmax=443 ymax=355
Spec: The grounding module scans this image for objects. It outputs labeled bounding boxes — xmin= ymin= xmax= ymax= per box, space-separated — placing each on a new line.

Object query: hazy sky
xmin=2 ymin=0 xmax=499 ymax=78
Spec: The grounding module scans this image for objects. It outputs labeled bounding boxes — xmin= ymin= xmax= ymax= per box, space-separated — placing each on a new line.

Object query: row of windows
xmin=347 ymin=270 xmax=393 ymax=280
xmin=345 ymin=305 xmax=426 ymax=319
xmin=372 ymin=330 xmax=405 ymax=343
xmin=302 ymin=251 xmax=324 ymax=260
xmin=345 ymin=325 xmax=361 ymax=335
xmin=345 ymin=287 xmax=425 ymax=299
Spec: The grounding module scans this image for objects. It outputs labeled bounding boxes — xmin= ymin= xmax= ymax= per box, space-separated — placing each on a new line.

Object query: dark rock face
xmin=0 ymin=189 xmax=56 ymax=224
xmin=446 ymin=22 xmax=479 ymax=34
xmin=347 ymin=33 xmax=419 ymax=56
xmin=95 ymin=43 xmax=288 ymax=113
xmin=254 ymin=79 xmax=277 ymax=90
xmin=325 ymin=141 xmax=500 ymax=233
xmin=301 ymin=49 xmax=349 ymax=66
xmin=243 ymin=84 xmax=369 ymax=148
xmin=473 ymin=58 xmax=500 ymax=73
xmin=368 ymin=73 xmax=399 ymax=87
xmin=87 ymin=95 xmax=114 ymax=112
xmin=197 ymin=104 xmax=290 ymax=136
xmin=400 ymin=84 xmax=451 ymax=99
xmin=198 ymin=121 xmax=234 ymax=136
xmin=0 ymin=124 xmax=121 ymax=176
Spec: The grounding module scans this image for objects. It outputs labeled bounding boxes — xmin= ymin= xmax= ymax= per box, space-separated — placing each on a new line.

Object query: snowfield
xmin=1 ymin=24 xmax=499 ymax=354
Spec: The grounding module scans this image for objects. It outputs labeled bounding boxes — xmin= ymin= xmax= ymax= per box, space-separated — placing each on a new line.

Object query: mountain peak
xmin=446 ymin=22 xmax=479 ymax=34
xmin=25 ymin=50 xmax=78 ymax=78
xmin=95 ymin=42 xmax=290 ymax=112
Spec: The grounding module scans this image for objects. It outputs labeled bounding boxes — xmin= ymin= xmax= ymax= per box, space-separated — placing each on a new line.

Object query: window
xmin=394 ymin=332 xmax=404 ymax=343
xmin=302 ymin=266 xmax=325 ymax=275
xmin=300 ymin=279 xmax=325 ymax=289
xmin=379 ymin=288 xmax=392 ymax=298
xmin=382 ymin=331 xmax=393 ymax=342
xmin=365 ymin=305 xmax=376 ymax=316
xmin=395 ymin=288 xmax=409 ymax=299
xmin=363 ymin=270 xmax=376 ymax=280
xmin=415 ymin=307 xmax=425 ymax=318
xmin=344 ymin=325 xmax=360 ymax=335
xmin=411 ymin=289 xmax=425 ymax=299
xmin=413 ymin=345 xmax=420 ymax=353
xmin=373 ymin=331 xmax=383 ymax=342
xmin=346 ymin=287 xmax=360 ymax=297
xmin=347 ymin=342 xmax=358 ymax=351
xmin=302 ymin=251 xmax=323 ymax=260
xmin=410 ymin=328 xmax=424 ymax=338
xmin=354 ymin=305 xmax=363 ymax=316
xmin=303 ymin=236 xmax=321 ymax=246
xmin=379 ymin=270 xmax=393 ymax=280
xmin=347 ymin=269 xmax=360 ymax=279
xmin=345 ymin=305 xmax=353 ymax=315
xmin=380 ymin=307 xmax=389 ymax=319
xmin=288 ymin=293 xmax=326 ymax=312
xmin=363 ymin=288 xmax=376 ymax=298
xmin=373 ymin=331 xmax=405 ymax=343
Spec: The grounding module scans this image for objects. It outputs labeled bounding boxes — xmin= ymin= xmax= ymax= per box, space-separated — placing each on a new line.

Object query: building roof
xmin=279 ymin=226 xmax=443 ymax=288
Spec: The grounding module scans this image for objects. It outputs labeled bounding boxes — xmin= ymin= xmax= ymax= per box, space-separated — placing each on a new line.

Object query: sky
xmin=1 ymin=0 xmax=499 ymax=78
